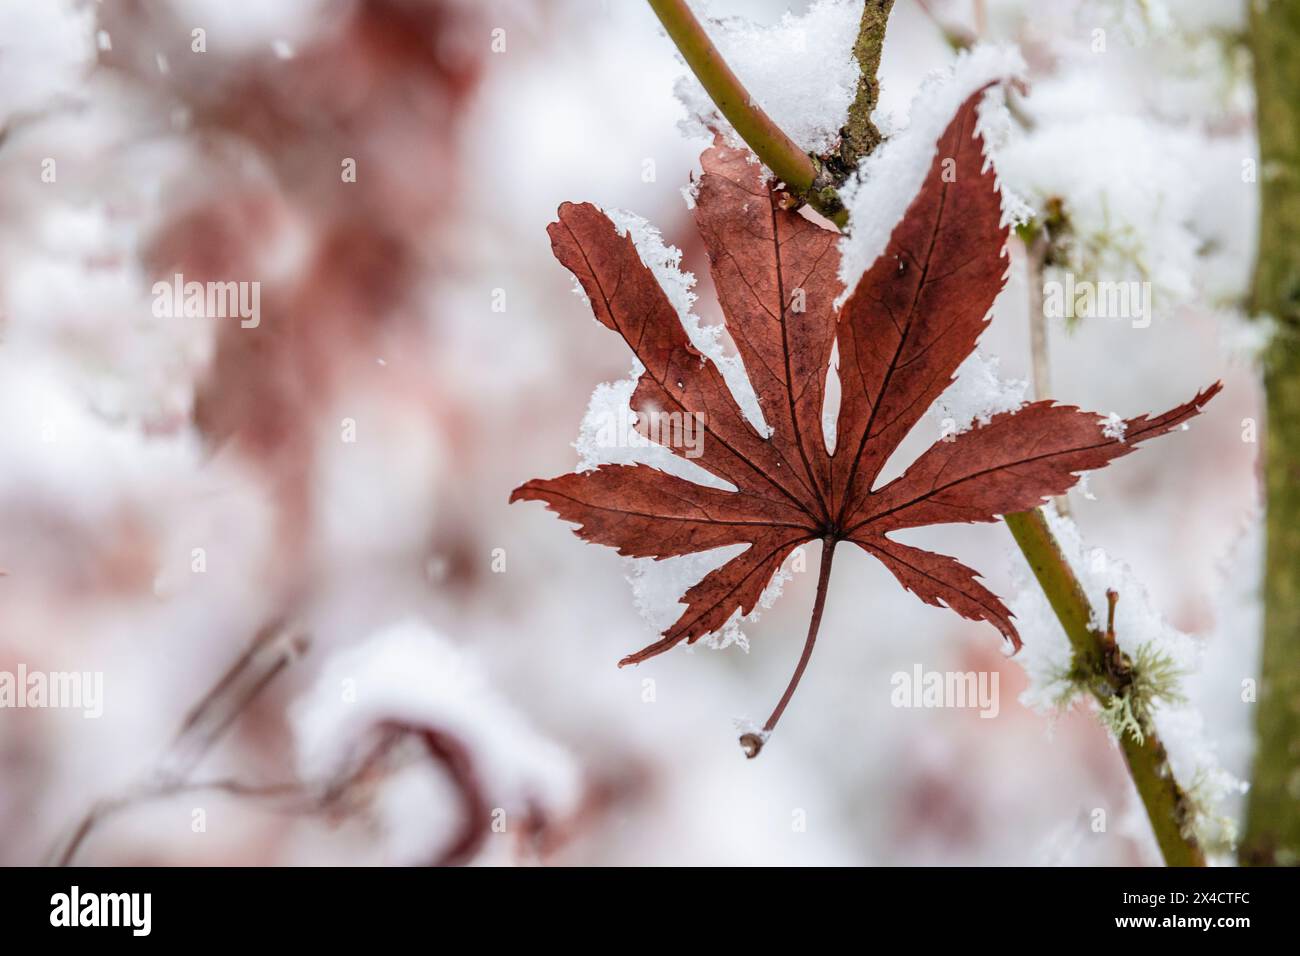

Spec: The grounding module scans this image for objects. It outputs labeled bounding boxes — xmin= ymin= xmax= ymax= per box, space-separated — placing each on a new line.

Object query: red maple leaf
xmin=512 ymin=92 xmax=1220 ymax=754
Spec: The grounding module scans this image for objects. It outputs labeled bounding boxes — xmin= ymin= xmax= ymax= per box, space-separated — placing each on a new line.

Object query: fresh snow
xmin=672 ymin=0 xmax=867 ymax=156
xmin=929 ymin=351 xmax=1029 ymax=435
xmin=1009 ymin=506 xmax=1244 ymax=853
xmin=291 ymin=619 xmax=581 ymax=860
xmin=837 ymin=45 xmax=1028 ymax=303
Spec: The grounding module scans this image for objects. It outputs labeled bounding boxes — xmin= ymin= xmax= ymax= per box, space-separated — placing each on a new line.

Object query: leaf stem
xmin=742 ymin=537 xmax=837 ymax=758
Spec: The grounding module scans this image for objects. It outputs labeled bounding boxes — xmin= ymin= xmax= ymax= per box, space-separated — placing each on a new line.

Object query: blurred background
xmin=0 ymin=0 xmax=1262 ymax=865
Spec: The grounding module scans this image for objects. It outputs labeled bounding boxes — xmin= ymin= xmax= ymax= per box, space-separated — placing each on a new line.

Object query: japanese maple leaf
xmin=512 ymin=92 xmax=1220 ymax=754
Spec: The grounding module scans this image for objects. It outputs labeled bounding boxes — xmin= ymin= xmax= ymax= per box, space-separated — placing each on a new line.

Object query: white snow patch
xmin=837 ymin=45 xmax=1027 ymax=303
xmin=0 ymin=0 xmax=96 ymax=128
xmin=164 ymin=0 xmax=339 ymax=55
xmin=929 ymin=351 xmax=1028 ymax=435
xmin=680 ymin=178 xmax=700 ymax=210
xmin=999 ymin=116 xmax=1194 ymax=296
xmin=673 ymin=0 xmax=866 ymax=156
xmin=291 ymin=619 xmax=581 ymax=861
xmin=605 ymin=207 xmax=766 ymax=437
xmin=567 ymin=208 xmax=800 ymax=649
xmin=625 ymin=543 xmax=806 ymax=654
xmin=1099 ymin=412 xmax=1127 ymax=441
xmin=1009 ymin=506 xmax=1244 ymax=850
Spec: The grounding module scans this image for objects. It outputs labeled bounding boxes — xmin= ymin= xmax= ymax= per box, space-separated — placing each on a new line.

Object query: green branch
xmin=1005 ymin=510 xmax=1206 ymax=867
xmin=647 ymin=0 xmax=847 ymax=225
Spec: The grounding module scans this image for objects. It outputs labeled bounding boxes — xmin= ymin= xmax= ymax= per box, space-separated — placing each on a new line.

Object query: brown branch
xmin=411 ymin=727 xmax=492 ymax=866
xmin=160 ymin=618 xmax=308 ymax=783
xmin=832 ymin=0 xmax=895 ymax=174
xmin=53 ymin=777 xmax=312 ymax=867
xmin=53 ymin=618 xmax=309 ymax=865
xmin=53 ymin=722 xmax=494 ymax=867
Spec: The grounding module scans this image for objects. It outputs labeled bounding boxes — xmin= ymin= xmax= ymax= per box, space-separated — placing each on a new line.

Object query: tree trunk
xmin=1243 ymin=0 xmax=1300 ymax=867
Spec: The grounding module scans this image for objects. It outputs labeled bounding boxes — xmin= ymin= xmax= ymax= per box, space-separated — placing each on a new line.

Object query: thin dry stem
xmin=741 ymin=538 xmax=837 ymax=758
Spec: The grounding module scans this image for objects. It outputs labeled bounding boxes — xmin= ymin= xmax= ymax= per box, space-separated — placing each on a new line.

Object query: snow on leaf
xmin=1100 ymin=412 xmax=1128 ymax=441
xmin=929 ymin=351 xmax=1029 ymax=435
xmin=836 ymin=44 xmax=1027 ymax=302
